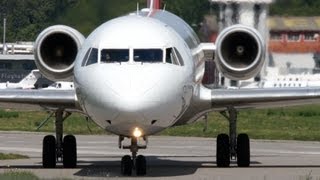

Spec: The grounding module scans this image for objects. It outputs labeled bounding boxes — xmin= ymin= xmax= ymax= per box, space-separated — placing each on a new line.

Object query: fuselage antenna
xmin=163 ymin=3 xmax=166 ymax=11
xmin=149 ymin=0 xmax=154 ymax=10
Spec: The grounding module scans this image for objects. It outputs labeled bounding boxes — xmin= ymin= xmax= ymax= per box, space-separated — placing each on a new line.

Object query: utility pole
xmin=2 ymin=17 xmax=7 ymax=54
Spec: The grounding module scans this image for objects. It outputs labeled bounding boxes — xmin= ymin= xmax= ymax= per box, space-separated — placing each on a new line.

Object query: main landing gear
xmin=216 ymin=107 xmax=250 ymax=167
xmin=42 ymin=109 xmax=77 ymax=168
xmin=119 ymin=136 xmax=147 ymax=176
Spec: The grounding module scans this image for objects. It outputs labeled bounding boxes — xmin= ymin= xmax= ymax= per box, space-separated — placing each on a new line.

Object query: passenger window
xmin=101 ymin=49 xmax=129 ymax=63
xmin=134 ymin=49 xmax=163 ymax=63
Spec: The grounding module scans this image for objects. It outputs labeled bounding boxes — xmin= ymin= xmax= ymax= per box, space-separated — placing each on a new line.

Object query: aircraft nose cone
xmin=103 ymin=67 xmax=161 ymax=117
xmin=105 ymin=66 xmax=159 ymax=98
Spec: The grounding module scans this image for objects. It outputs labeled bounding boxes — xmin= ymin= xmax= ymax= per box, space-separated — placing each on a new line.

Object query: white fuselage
xmin=73 ymin=10 xmax=205 ymax=136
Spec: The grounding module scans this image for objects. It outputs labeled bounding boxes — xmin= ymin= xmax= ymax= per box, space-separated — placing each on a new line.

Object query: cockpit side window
xmin=166 ymin=48 xmax=173 ymax=64
xmin=82 ymin=48 xmax=98 ymax=66
xmin=101 ymin=49 xmax=129 ymax=63
xmin=134 ymin=49 xmax=163 ymax=63
xmin=81 ymin=48 xmax=92 ymax=66
xmin=173 ymin=47 xmax=184 ymax=66
xmin=87 ymin=48 xmax=98 ymax=66
xmin=165 ymin=48 xmax=184 ymax=66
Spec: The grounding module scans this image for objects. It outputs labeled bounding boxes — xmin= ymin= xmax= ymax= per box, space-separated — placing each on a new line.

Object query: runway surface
xmin=0 ymin=131 xmax=320 ymax=179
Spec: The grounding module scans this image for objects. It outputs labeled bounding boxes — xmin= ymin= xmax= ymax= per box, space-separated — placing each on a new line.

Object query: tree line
xmin=0 ymin=0 xmax=319 ymax=42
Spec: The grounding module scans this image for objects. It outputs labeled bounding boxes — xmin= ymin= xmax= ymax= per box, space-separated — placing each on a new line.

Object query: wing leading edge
xmin=0 ymin=89 xmax=77 ymax=111
xmin=211 ymin=87 xmax=320 ymax=110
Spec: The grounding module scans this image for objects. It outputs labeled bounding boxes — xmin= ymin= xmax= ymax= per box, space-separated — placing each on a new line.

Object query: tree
xmin=0 ymin=0 xmax=69 ymax=42
xmin=270 ymin=0 xmax=320 ymax=16
xmin=165 ymin=0 xmax=209 ymax=29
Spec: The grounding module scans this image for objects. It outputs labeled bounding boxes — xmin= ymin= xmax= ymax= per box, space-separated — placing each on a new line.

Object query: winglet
xmin=147 ymin=0 xmax=162 ymax=10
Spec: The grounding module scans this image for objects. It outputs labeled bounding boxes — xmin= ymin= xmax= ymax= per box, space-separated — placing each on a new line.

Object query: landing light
xmin=133 ymin=127 xmax=143 ymax=138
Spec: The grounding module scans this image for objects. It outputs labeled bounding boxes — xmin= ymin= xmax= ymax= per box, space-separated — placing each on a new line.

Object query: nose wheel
xmin=120 ymin=136 xmax=147 ymax=176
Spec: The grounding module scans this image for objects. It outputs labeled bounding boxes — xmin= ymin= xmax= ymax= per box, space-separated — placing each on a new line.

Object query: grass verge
xmin=0 ymin=171 xmax=38 ymax=180
xmin=0 ymin=153 xmax=28 ymax=160
xmin=160 ymin=105 xmax=320 ymax=141
xmin=0 ymin=105 xmax=320 ymax=141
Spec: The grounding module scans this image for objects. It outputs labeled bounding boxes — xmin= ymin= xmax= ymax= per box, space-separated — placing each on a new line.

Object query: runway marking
xmin=254 ymin=149 xmax=320 ymax=155
xmin=84 ymin=142 xmax=115 ymax=144
xmin=0 ymin=147 xmax=41 ymax=153
xmin=7 ymin=141 xmax=25 ymax=143
xmin=151 ymin=145 xmax=212 ymax=149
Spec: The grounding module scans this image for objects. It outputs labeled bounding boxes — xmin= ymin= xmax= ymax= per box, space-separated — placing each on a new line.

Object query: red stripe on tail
xmin=147 ymin=0 xmax=162 ymax=9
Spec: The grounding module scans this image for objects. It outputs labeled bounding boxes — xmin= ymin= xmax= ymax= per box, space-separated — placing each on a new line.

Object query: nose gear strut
xmin=119 ymin=136 xmax=148 ymax=176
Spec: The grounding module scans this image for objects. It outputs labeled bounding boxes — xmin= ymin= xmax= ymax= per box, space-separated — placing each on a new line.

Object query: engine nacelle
xmin=34 ymin=25 xmax=85 ymax=81
xmin=215 ymin=25 xmax=265 ymax=80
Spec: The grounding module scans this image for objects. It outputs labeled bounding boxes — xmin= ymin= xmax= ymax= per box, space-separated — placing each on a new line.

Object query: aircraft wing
xmin=211 ymin=87 xmax=320 ymax=110
xmin=0 ymin=89 xmax=78 ymax=111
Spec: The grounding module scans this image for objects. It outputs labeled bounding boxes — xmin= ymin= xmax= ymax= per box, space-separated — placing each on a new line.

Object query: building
xmin=268 ymin=16 xmax=320 ymax=53
xmin=201 ymin=16 xmax=320 ymax=53
xmin=0 ymin=42 xmax=34 ymax=55
xmin=0 ymin=43 xmax=52 ymax=88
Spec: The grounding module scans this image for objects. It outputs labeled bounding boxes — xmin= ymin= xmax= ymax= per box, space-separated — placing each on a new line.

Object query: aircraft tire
xmin=43 ymin=135 xmax=56 ymax=168
xmin=237 ymin=133 xmax=250 ymax=167
xmin=136 ymin=155 xmax=147 ymax=176
xmin=63 ymin=135 xmax=77 ymax=168
xmin=216 ymin=133 xmax=230 ymax=167
xmin=121 ymin=155 xmax=133 ymax=176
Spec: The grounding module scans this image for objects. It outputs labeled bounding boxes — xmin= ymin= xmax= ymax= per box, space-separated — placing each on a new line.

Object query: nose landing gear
xmin=119 ymin=136 xmax=147 ymax=176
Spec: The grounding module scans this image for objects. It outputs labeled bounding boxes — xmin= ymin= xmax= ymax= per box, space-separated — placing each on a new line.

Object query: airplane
xmin=1 ymin=0 xmax=320 ymax=176
xmin=43 ymin=81 xmax=74 ymax=90
xmin=0 ymin=69 xmax=40 ymax=89
xmin=241 ymin=67 xmax=320 ymax=88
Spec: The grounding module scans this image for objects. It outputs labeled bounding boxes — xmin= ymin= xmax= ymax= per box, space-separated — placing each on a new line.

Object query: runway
xmin=0 ymin=132 xmax=320 ymax=179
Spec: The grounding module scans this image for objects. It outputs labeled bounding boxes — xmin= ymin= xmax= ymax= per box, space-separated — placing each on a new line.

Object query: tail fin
xmin=147 ymin=0 xmax=162 ymax=9
xmin=16 ymin=70 xmax=41 ymax=89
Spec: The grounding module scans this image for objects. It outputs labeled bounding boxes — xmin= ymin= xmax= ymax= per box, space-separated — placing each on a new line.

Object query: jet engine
xmin=215 ymin=25 xmax=265 ymax=80
xmin=34 ymin=25 xmax=85 ymax=81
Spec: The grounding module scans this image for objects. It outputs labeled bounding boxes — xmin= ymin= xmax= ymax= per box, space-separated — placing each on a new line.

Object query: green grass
xmin=0 ymin=171 xmax=38 ymax=180
xmin=0 ymin=111 xmax=105 ymax=135
xmin=0 ymin=153 xmax=28 ymax=160
xmin=160 ymin=105 xmax=320 ymax=141
xmin=1 ymin=105 xmax=320 ymax=141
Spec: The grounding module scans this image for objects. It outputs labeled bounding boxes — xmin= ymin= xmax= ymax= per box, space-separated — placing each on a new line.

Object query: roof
xmin=0 ymin=54 xmax=34 ymax=60
xmin=268 ymin=17 xmax=320 ymax=31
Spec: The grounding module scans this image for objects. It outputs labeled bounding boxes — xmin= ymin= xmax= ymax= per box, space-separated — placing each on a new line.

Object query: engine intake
xmin=215 ymin=25 xmax=265 ymax=80
xmin=34 ymin=25 xmax=85 ymax=81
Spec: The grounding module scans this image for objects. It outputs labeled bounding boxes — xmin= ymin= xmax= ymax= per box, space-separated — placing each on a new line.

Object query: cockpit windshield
xmin=101 ymin=49 xmax=129 ymax=63
xmin=82 ymin=47 xmax=184 ymax=66
xmin=134 ymin=49 xmax=163 ymax=63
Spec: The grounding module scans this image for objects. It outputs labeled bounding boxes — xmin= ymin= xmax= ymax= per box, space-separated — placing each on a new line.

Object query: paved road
xmin=0 ymin=132 xmax=320 ymax=179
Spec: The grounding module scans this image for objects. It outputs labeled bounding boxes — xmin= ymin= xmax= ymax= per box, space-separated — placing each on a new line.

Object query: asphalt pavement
xmin=0 ymin=131 xmax=320 ymax=179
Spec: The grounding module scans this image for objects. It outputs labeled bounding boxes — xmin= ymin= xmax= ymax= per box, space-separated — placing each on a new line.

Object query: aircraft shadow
xmin=74 ymin=156 xmax=259 ymax=178
xmin=2 ymin=156 xmax=320 ymax=178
